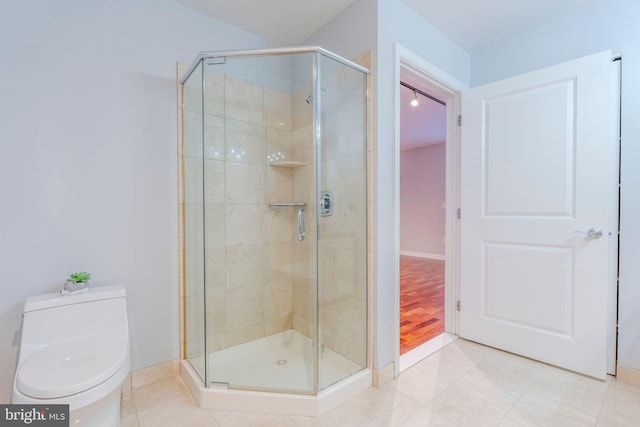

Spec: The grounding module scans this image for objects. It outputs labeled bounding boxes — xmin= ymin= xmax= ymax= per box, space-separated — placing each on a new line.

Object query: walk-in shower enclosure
xmin=180 ymin=47 xmax=368 ymax=399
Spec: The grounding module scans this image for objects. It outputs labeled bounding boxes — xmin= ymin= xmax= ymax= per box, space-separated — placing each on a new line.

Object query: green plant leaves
xmin=69 ymin=271 xmax=91 ymax=283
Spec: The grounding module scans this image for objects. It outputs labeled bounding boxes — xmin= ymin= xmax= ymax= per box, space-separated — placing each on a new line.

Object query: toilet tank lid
xmin=24 ymin=284 xmax=126 ymax=313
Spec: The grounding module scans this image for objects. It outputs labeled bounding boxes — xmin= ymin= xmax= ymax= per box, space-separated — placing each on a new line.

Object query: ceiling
xmin=174 ymin=0 xmax=601 ymax=51
xmin=400 ymin=67 xmax=447 ymax=151
xmin=173 ymin=0 xmax=358 ymax=45
xmin=402 ymin=0 xmax=601 ymax=52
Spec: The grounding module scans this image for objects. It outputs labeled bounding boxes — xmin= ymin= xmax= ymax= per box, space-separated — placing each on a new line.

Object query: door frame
xmin=393 ymin=44 xmax=467 ymax=375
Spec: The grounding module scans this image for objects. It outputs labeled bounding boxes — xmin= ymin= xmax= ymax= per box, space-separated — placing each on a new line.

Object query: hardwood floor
xmin=400 ymin=255 xmax=445 ymax=355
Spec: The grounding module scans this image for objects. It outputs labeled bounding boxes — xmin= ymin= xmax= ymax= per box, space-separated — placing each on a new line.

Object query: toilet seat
xmin=16 ymin=333 xmax=128 ymax=399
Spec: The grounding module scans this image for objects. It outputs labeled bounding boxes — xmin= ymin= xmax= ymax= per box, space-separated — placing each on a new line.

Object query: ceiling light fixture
xmin=400 ymin=81 xmax=446 ymax=108
xmin=410 ymin=90 xmax=419 ymax=107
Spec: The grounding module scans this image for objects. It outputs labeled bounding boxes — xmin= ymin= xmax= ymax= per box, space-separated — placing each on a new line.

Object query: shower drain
xmin=275 ymin=359 xmax=288 ymax=366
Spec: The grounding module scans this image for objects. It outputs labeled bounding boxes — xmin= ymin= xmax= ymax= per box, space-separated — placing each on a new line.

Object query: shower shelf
xmin=268 ymin=160 xmax=307 ymax=168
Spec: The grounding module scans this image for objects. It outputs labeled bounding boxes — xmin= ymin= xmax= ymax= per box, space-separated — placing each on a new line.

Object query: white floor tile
xmin=499 ymin=412 xmax=593 ymax=427
xmin=347 ymin=383 xmax=423 ymax=427
xmin=426 ymin=385 xmax=507 ymax=427
xmin=392 ymin=364 xmax=451 ymax=405
xmin=121 ymin=340 xmax=633 ymax=427
xmin=293 ymin=402 xmax=378 ymax=426
xmin=120 ymin=414 xmax=140 ymax=427
xmin=523 ymin=366 xmax=608 ymax=422
xmin=211 ymin=410 xmax=298 ymax=427
xmin=596 ymin=380 xmax=640 ymax=426
xmin=399 ymin=407 xmax=458 ymax=427
xmin=453 ymin=366 xmax=528 ymax=411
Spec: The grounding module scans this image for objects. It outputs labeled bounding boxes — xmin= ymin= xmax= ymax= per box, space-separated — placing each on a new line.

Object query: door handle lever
xmin=573 ymin=228 xmax=603 ymax=239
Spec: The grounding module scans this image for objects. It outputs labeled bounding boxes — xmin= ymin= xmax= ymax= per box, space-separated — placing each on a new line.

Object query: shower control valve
xmin=320 ymin=191 xmax=333 ymax=216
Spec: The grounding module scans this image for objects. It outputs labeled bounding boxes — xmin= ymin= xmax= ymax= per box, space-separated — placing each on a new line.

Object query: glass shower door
xmin=183 ymin=61 xmax=206 ymax=382
xmin=200 ymin=52 xmax=317 ymax=394
xmin=316 ymin=53 xmax=368 ymax=390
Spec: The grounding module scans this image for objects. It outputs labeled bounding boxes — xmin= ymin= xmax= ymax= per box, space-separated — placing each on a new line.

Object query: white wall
xmin=0 ymin=0 xmax=271 ymax=402
xmin=470 ymin=0 xmax=640 ymax=371
xmin=374 ymin=0 xmax=470 ymax=369
xmin=305 ymin=0 xmax=378 ymax=65
xmin=400 ymin=144 xmax=446 ymax=257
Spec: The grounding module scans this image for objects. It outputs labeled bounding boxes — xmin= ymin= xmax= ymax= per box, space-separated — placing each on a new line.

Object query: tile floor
xmin=120 ymin=339 xmax=640 ymax=426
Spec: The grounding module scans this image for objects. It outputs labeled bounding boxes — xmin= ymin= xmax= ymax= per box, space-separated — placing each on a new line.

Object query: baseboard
xmin=372 ymin=362 xmax=395 ymax=388
xmin=617 ymin=364 xmax=640 ymax=387
xmin=399 ymin=250 xmax=445 ymax=260
xmin=121 ymin=359 xmax=180 ymax=394
xmin=399 ymin=333 xmax=456 ymax=372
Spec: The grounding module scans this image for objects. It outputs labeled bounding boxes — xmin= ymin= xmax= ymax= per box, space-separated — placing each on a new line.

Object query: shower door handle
xmin=297 ymin=208 xmax=306 ymax=241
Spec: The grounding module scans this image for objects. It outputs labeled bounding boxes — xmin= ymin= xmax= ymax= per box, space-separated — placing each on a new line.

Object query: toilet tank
xmin=20 ymin=285 xmax=128 ymax=350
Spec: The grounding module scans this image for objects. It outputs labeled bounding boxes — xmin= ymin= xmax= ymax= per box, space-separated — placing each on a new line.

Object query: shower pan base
xmin=181 ymin=361 xmax=371 ymax=416
xmin=180 ymin=330 xmax=371 ymax=416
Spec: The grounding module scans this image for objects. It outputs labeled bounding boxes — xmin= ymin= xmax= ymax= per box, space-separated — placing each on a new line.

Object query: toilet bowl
xmin=12 ymin=284 xmax=130 ymax=427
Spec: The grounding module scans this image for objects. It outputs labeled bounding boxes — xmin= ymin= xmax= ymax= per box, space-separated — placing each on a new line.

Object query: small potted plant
xmin=69 ymin=272 xmax=91 ymax=284
xmin=62 ymin=271 xmax=91 ymax=294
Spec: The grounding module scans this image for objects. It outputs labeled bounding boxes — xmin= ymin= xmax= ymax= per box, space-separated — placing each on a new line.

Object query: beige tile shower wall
xmin=358 ymin=51 xmax=376 ymax=373
xmin=291 ymin=85 xmax=316 ymax=340
xmin=288 ymin=53 xmax=373 ymax=369
xmin=346 ymin=50 xmax=376 ymax=373
xmin=180 ymin=67 xmax=297 ymax=358
xmin=214 ymin=74 xmax=296 ymax=350
xmin=319 ymin=61 xmax=369 ymax=368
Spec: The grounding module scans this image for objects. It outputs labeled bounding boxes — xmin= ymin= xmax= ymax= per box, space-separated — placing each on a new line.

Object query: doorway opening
xmin=393 ymin=45 xmax=467 ymax=374
xmin=399 ymin=77 xmax=447 ymax=354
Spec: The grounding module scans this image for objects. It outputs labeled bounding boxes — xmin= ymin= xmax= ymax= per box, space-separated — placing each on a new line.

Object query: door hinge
xmin=456 ymin=300 xmax=461 ymax=311
xmin=457 ymin=208 xmax=461 ymax=219
xmin=457 ymin=115 xmax=462 ymax=126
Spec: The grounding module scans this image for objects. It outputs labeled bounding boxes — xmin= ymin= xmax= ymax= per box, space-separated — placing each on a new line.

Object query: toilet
xmin=12 ymin=284 xmax=130 ymax=427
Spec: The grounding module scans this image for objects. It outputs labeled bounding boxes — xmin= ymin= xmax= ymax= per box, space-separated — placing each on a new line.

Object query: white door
xmin=459 ymin=51 xmax=617 ymax=379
